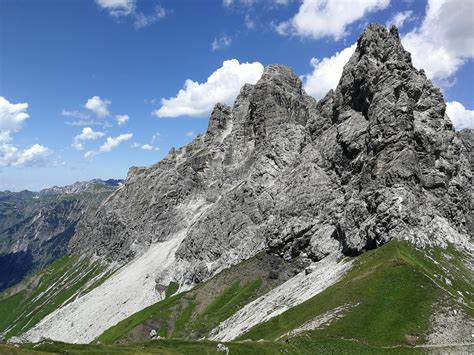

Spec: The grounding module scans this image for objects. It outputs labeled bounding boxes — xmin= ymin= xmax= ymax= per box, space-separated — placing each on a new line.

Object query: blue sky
xmin=0 ymin=0 xmax=473 ymax=191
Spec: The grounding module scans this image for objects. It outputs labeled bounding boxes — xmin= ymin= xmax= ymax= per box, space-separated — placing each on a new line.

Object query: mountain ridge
xmin=2 ymin=23 xmax=473 ymax=348
xmin=0 ymin=178 xmax=122 ymax=291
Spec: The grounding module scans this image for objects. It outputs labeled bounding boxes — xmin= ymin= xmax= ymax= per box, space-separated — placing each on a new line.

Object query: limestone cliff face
xmin=69 ymin=24 xmax=472 ymax=287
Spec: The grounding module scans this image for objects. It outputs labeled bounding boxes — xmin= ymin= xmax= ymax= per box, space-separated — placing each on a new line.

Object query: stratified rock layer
xmin=70 ymin=24 xmax=472 ymax=287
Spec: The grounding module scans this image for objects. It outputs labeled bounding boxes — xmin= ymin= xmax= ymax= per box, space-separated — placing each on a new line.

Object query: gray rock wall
xmin=69 ymin=24 xmax=472 ymax=285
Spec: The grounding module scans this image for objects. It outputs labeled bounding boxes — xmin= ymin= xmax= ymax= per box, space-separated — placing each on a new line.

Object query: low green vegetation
xmin=0 ymin=255 xmax=112 ymax=338
xmin=96 ymin=279 xmax=265 ymax=344
xmin=97 ymin=240 xmax=473 ymax=350
xmin=1 ymin=241 xmax=472 ymax=354
xmin=192 ymin=279 xmax=262 ymax=335
xmin=240 ymin=241 xmax=473 ymax=347
xmin=164 ymin=281 xmax=179 ymax=299
xmin=0 ymin=337 xmax=426 ymax=354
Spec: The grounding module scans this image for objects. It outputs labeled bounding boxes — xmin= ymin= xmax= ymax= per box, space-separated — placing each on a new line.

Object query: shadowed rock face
xmin=69 ymin=24 xmax=472 ymax=285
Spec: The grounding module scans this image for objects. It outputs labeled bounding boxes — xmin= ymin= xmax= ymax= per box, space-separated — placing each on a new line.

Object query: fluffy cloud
xmin=140 ymin=144 xmax=153 ymax=150
xmin=303 ymin=44 xmax=356 ymax=100
xmin=76 ymin=127 xmax=105 ymax=141
xmin=72 ymin=127 xmax=105 ymax=150
xmin=0 ymin=97 xmax=30 ymax=132
xmin=84 ymin=150 xmax=97 ymax=159
xmin=131 ymin=142 xmax=159 ymax=151
xmin=155 ymin=59 xmax=264 ymax=118
xmin=142 ymin=144 xmax=159 ymax=151
xmin=85 ymin=133 xmax=133 ymax=158
xmin=130 ymin=142 xmax=160 ymax=151
xmin=95 ymin=0 xmax=135 ymax=17
xmin=386 ymin=11 xmax=413 ymax=29
xmin=402 ymin=0 xmax=474 ymax=81
xmin=276 ymin=0 xmax=390 ymax=40
xmin=212 ymin=34 xmax=232 ymax=51
xmin=99 ymin=133 xmax=133 ymax=152
xmin=115 ymin=114 xmax=129 ymax=126
xmin=0 ymin=143 xmax=52 ymax=167
xmin=185 ymin=131 xmax=195 ymax=137
xmin=446 ymin=101 xmax=474 ymax=130
xmin=0 ymin=97 xmax=54 ymax=167
xmin=85 ymin=96 xmax=111 ymax=118
xmin=96 ymin=0 xmax=166 ymax=28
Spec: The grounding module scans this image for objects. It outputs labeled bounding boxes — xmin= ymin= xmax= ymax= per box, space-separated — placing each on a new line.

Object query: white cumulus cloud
xmin=96 ymin=0 xmax=135 ymax=17
xmin=99 ymin=133 xmax=133 ymax=152
xmin=140 ymin=144 xmax=153 ymax=150
xmin=446 ymin=101 xmax=474 ymax=130
xmin=0 ymin=97 xmax=30 ymax=132
xmin=276 ymin=0 xmax=390 ymax=40
xmin=96 ymin=0 xmax=166 ymax=28
xmin=85 ymin=96 xmax=111 ymax=118
xmin=0 ymin=143 xmax=52 ymax=167
xmin=84 ymin=150 xmax=97 ymax=159
xmin=402 ymin=0 xmax=474 ymax=81
xmin=0 ymin=97 xmax=54 ymax=167
xmin=131 ymin=142 xmax=159 ymax=151
xmin=85 ymin=133 xmax=133 ymax=159
xmin=115 ymin=114 xmax=129 ymax=126
xmin=154 ymin=59 xmax=264 ymax=118
xmin=303 ymin=43 xmax=356 ymax=100
xmin=72 ymin=127 xmax=105 ymax=150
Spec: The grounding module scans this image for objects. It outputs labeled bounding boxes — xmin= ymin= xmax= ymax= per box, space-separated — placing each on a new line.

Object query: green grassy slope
xmin=240 ymin=241 xmax=473 ymax=348
xmin=0 ymin=255 xmax=113 ymax=338
xmin=96 ymin=240 xmax=473 ymax=352
xmin=1 ymin=240 xmax=471 ymax=354
xmin=1 ymin=337 xmax=427 ymax=354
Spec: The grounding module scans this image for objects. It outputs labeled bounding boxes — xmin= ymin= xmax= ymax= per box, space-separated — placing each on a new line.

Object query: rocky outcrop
xmin=69 ymin=24 xmax=472 ymax=288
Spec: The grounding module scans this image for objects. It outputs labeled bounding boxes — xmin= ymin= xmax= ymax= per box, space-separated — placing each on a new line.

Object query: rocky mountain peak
xmin=69 ymin=23 xmax=472 ymax=287
xmin=258 ymin=64 xmax=302 ymax=93
xmin=356 ymin=23 xmax=411 ymax=64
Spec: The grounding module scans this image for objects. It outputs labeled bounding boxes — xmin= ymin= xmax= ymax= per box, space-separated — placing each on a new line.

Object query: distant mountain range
xmin=0 ymin=179 xmax=122 ymax=291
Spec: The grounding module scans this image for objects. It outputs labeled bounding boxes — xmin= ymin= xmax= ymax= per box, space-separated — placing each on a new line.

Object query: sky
xmin=0 ymin=0 xmax=473 ymax=191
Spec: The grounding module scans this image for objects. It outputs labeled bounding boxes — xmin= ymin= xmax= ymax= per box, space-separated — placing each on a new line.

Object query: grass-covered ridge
xmin=0 ymin=240 xmax=472 ymax=354
xmin=97 ymin=240 xmax=473 ymax=352
xmin=0 ymin=337 xmax=427 ymax=354
xmin=239 ymin=241 xmax=473 ymax=347
xmin=0 ymin=255 xmax=114 ymax=338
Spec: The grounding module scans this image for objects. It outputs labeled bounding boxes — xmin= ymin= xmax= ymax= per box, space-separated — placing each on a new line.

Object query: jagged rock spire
xmin=70 ymin=22 xmax=472 ymax=277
